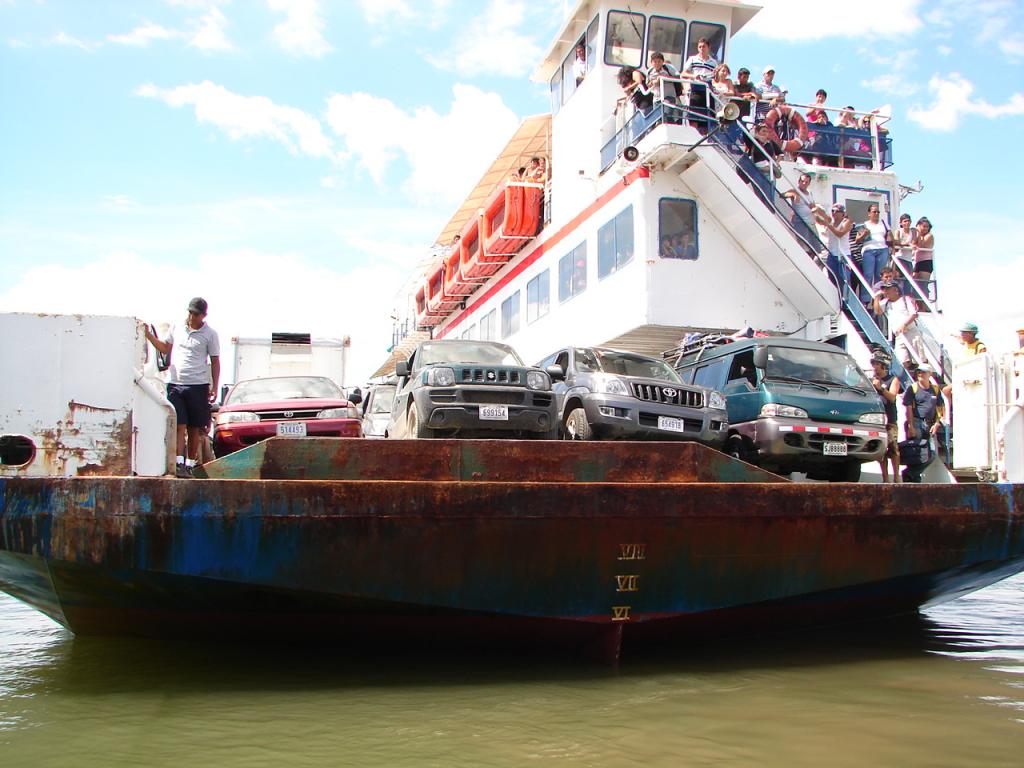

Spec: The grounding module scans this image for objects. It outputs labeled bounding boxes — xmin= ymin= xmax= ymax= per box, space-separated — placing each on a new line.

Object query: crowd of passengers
xmin=613 ymin=42 xmax=887 ymax=169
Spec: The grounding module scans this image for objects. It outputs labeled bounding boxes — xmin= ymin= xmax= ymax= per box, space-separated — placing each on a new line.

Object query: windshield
xmin=576 ymin=348 xmax=682 ymax=382
xmin=367 ymin=386 xmax=395 ymax=414
xmin=226 ymin=376 xmax=344 ymax=405
xmin=417 ymin=341 xmax=524 ymax=367
xmin=764 ymin=347 xmax=872 ymax=389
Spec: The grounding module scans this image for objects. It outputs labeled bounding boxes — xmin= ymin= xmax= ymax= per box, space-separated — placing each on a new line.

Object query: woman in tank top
xmin=912 ymin=217 xmax=934 ymax=280
xmin=893 ymin=213 xmax=916 ymax=279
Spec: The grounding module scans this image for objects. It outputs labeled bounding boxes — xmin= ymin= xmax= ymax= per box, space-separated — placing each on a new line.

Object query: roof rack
xmin=663 ymin=331 xmax=739 ymax=368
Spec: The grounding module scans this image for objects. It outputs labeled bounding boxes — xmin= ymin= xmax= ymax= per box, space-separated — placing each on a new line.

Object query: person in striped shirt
xmin=682 ymin=37 xmax=718 ymax=131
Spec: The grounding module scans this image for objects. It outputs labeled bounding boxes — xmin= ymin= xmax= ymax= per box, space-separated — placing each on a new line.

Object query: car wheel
xmin=564 ymin=408 xmax=593 ymax=440
xmin=724 ymin=435 xmax=745 ymax=460
xmin=407 ymin=407 xmax=433 ymax=439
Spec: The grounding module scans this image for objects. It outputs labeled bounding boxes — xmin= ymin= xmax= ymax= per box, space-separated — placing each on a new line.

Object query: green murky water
xmin=2 ymin=577 xmax=1023 ymax=767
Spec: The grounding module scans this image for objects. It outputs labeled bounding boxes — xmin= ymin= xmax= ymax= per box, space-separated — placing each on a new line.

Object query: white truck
xmin=230 ymin=333 xmax=351 ymax=392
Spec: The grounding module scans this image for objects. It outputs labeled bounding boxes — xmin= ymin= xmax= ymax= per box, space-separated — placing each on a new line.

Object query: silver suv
xmin=536 ymin=346 xmax=728 ymax=445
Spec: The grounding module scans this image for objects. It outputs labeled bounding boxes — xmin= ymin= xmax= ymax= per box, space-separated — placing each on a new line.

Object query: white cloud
xmin=108 ymin=22 xmax=182 ymax=47
xmin=907 ymin=73 xmax=1024 ymax=131
xmin=136 ymin=80 xmax=336 ymax=160
xmin=860 ymin=49 xmax=918 ymax=97
xmin=189 ymin=7 xmax=235 ymax=51
xmin=745 ymin=0 xmax=922 ymax=41
xmin=268 ymin=0 xmax=332 ymax=58
xmin=0 ymin=248 xmax=406 ymax=383
xmin=1001 ymin=35 xmax=1024 ymax=61
xmin=50 ymin=31 xmax=97 ymax=51
xmin=427 ymin=0 xmax=541 ymax=77
xmin=8 ymin=38 xmax=29 ymax=49
xmin=325 ymin=83 xmax=519 ymax=206
xmin=359 ymin=0 xmax=415 ymax=26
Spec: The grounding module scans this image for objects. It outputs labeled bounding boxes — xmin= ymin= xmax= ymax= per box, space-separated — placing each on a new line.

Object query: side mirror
xmin=752 ymin=346 xmax=768 ymax=370
xmin=546 ymin=364 xmax=565 ymax=382
xmin=395 ymin=360 xmax=409 ymax=378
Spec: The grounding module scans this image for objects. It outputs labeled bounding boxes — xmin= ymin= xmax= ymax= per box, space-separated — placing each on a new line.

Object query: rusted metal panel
xmin=2 ymin=473 xmax=1023 ymax=652
xmin=200 ymin=438 xmax=787 ymax=483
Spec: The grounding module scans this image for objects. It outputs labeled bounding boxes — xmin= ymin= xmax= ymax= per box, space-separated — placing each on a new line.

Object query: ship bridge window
xmin=598 ymin=206 xmax=634 ymax=279
xmin=646 ymin=16 xmax=686 ymax=72
xmin=687 ymin=22 xmax=726 ymax=63
xmin=559 ymin=241 xmax=588 ymax=302
xmin=553 ymin=16 xmax=599 ymax=114
xmin=501 ymin=291 xmax=520 ymax=339
xmin=480 ymin=309 xmax=497 ymax=341
xmin=527 ymin=270 xmax=550 ymax=324
xmin=605 ymin=10 xmax=645 ymax=67
xmin=461 ymin=324 xmax=477 ymax=341
xmin=659 ymin=198 xmax=698 ymax=260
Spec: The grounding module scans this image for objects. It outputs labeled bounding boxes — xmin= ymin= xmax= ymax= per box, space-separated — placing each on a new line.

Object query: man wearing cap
xmin=957 ymin=323 xmax=987 ymax=356
xmin=145 ymin=298 xmax=221 ymax=478
xmin=872 ymin=280 xmax=924 ymax=368
xmin=870 ymin=354 xmax=902 ymax=483
xmin=754 ymin=65 xmax=785 ymax=124
xmin=902 ymin=363 xmax=945 ymax=482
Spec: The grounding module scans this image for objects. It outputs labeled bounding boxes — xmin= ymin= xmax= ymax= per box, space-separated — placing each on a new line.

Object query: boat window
xmin=598 ymin=206 xmax=634 ymax=279
xmin=552 ymin=16 xmax=598 ymax=114
xmin=686 ymin=21 xmax=726 ymax=63
xmin=501 ymin=291 xmax=520 ymax=339
xmin=659 ymin=198 xmax=698 ymax=260
xmin=549 ymin=70 xmax=562 ymax=116
xmin=480 ymin=309 xmax=497 ymax=341
xmin=646 ymin=16 xmax=686 ymax=72
xmin=605 ymin=10 xmax=645 ymax=67
xmin=691 ymin=358 xmax=728 ymax=389
xmin=461 ymin=323 xmax=477 ymax=340
xmin=0 ymin=434 xmax=35 ymax=467
xmin=526 ymin=269 xmax=550 ymax=324
xmin=558 ymin=241 xmax=587 ymax=302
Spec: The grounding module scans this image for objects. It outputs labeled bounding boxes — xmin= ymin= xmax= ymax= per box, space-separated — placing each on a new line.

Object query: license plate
xmin=277 ymin=422 xmax=307 ymax=437
xmin=479 ymin=405 xmax=509 ymax=421
xmin=823 ymin=441 xmax=847 ymax=456
xmin=658 ymin=416 xmax=685 ymax=432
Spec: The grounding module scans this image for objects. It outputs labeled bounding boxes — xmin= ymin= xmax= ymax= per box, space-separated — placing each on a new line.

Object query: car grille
xmin=629 ymin=383 xmax=705 ymax=408
xmin=254 ymin=408 xmax=320 ymax=421
xmin=463 ymin=390 xmax=525 ymax=404
xmin=460 ymin=368 xmax=521 ymax=384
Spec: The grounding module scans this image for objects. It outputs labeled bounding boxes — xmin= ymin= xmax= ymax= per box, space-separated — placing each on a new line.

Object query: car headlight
xmin=318 ymin=407 xmax=360 ymax=419
xmin=216 ymin=411 xmax=259 ymax=425
xmin=426 ymin=367 xmax=456 ymax=386
xmin=759 ymin=403 xmax=808 ymax=418
xmin=858 ymin=411 xmax=886 ymax=425
xmin=526 ymin=370 xmax=551 ymax=391
xmin=708 ymin=390 xmax=727 ymax=411
xmin=594 ymin=376 xmax=630 ymax=396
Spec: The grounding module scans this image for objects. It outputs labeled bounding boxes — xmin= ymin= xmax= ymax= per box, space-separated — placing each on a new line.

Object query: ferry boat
xmin=2 ymin=0 xmax=1023 ymax=661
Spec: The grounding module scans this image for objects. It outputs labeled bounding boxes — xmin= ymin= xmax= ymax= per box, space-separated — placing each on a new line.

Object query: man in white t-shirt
xmin=145 ymin=297 xmax=221 ymax=477
xmin=872 ymin=281 xmax=924 ymax=367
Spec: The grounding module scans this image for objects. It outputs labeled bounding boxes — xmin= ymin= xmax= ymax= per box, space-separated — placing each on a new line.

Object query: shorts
xmin=915 ymin=260 xmax=933 ymax=274
xmin=885 ymin=424 xmax=900 ymax=457
xmin=167 ymin=383 xmax=212 ymax=429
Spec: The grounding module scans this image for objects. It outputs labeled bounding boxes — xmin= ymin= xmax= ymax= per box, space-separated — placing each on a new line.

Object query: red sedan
xmin=214 ymin=375 xmax=362 ymax=456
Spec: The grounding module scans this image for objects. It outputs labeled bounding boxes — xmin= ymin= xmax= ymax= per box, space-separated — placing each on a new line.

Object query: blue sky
xmin=2 ymin=0 xmax=1022 ymax=382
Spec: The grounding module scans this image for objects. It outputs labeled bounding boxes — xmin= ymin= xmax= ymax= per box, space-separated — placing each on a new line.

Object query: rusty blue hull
xmin=2 ymin=439 xmax=1023 ymax=658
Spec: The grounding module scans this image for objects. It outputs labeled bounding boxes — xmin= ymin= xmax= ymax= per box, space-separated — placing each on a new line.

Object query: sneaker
xmin=175 ymin=463 xmax=193 ymax=478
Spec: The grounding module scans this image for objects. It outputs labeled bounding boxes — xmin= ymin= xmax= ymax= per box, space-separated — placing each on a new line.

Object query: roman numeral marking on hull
xmin=617 ymin=543 xmax=646 ymax=561
xmin=612 ymin=606 xmax=631 ymax=621
xmin=615 ymin=574 xmax=639 ymax=592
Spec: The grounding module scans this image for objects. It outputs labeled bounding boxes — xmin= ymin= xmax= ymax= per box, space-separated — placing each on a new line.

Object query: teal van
xmin=675 ymin=338 xmax=887 ymax=481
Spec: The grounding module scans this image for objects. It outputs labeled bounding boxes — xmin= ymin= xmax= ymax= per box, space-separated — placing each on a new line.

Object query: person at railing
xmin=754 ymin=66 xmax=786 ymax=124
xmin=805 ymin=89 xmax=828 ymax=123
xmin=821 ymin=203 xmax=853 ymax=289
xmin=682 ymin=37 xmax=718 ymax=131
xmin=855 ymin=203 xmax=892 ymax=303
xmin=869 ymin=352 xmax=902 ymax=483
xmin=956 ymin=322 xmax=987 ymax=356
xmin=837 ymin=106 xmax=859 ymax=128
xmin=765 ymin=98 xmax=808 ymax=160
xmin=509 ymin=166 xmax=526 ymax=181
xmin=646 ymin=51 xmax=681 ymax=106
xmin=782 ymin=171 xmax=824 ymax=235
xmin=902 ymin=364 xmax=945 ymax=482
xmin=746 ymin=122 xmax=782 ymax=179
xmin=710 ymin=64 xmax=734 ymax=97
xmin=527 ymin=156 xmax=547 ymax=184
xmin=801 ymin=90 xmax=835 ymax=165
xmin=870 ymin=264 xmax=898 ymax=335
xmin=731 ymin=67 xmax=758 ymax=122
xmin=873 ymin=280 xmax=926 ymax=369
xmin=911 ymin=216 xmax=935 ymax=305
xmin=892 ymin=213 xmax=916 ymax=281
xmin=614 ymin=65 xmax=653 ymax=118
